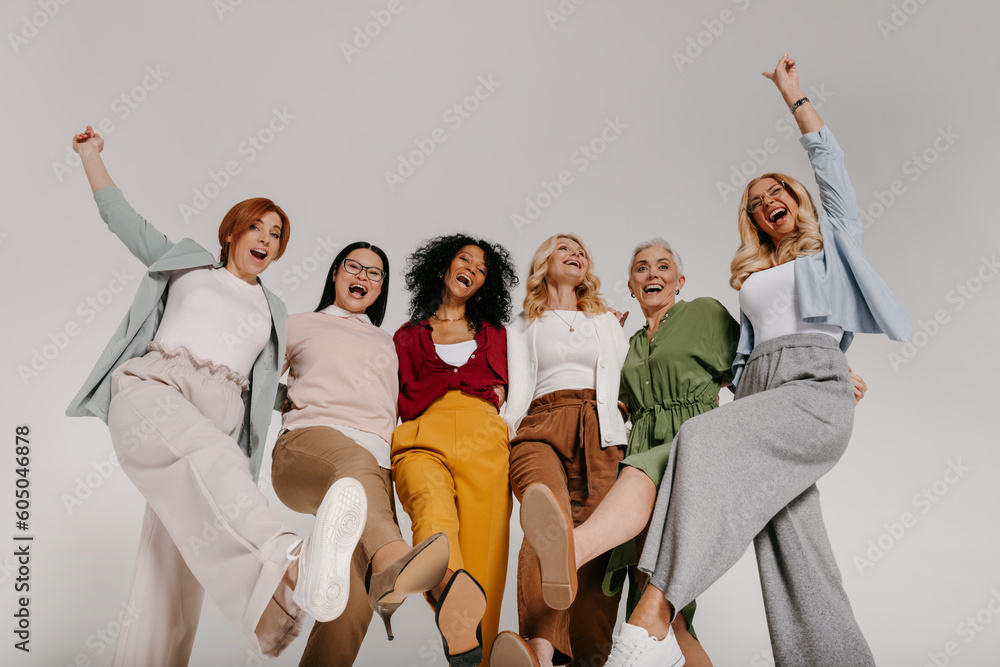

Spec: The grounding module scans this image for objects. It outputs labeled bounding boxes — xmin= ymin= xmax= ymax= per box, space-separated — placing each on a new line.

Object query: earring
xmin=630 ymin=293 xmax=635 ymax=298
xmin=675 ymin=290 xmax=680 ymax=295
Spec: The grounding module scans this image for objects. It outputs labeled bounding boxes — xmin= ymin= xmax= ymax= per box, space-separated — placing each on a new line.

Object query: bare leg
xmin=573 ymin=466 xmax=656 ymax=567
xmin=626 ymin=583 xmax=673 ymax=642
xmin=673 ymin=612 xmax=713 ymax=667
xmin=370 ymin=539 xmax=416 ymax=575
xmin=282 ymin=559 xmax=298 ymax=590
xmin=528 ymin=637 xmax=556 ymax=667
xmin=431 ymin=568 xmax=454 ymax=602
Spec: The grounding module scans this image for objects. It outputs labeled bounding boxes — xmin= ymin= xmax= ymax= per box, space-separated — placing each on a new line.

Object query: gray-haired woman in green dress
xmin=611 ymin=238 xmax=737 ymax=666
xmin=521 ymin=237 xmax=867 ymax=667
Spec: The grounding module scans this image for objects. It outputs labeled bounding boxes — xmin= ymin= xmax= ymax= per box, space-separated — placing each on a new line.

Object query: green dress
xmin=603 ymin=298 xmax=740 ymax=631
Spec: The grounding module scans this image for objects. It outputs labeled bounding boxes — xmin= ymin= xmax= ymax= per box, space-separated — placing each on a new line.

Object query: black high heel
xmin=435 ymin=569 xmax=487 ymax=667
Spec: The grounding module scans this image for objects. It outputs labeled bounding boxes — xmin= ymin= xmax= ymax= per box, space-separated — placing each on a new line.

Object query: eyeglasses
xmin=342 ymin=258 xmax=386 ymax=282
xmin=745 ymin=181 xmax=788 ymax=214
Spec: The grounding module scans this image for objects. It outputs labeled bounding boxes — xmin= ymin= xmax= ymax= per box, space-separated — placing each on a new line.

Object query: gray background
xmin=3 ymin=0 xmax=999 ymax=665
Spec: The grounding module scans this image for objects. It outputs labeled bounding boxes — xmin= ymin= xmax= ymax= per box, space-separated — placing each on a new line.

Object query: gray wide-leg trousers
xmin=639 ymin=333 xmax=875 ymax=667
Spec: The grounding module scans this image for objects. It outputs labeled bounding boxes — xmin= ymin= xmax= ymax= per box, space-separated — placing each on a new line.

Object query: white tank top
xmin=533 ymin=311 xmax=599 ymax=400
xmin=435 ymin=339 xmax=478 ymax=367
xmin=154 ymin=267 xmax=272 ymax=377
xmin=739 ymin=259 xmax=843 ymax=345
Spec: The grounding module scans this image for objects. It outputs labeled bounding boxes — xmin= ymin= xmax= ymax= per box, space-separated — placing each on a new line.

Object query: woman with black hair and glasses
xmin=271 ymin=242 xmax=450 ymax=667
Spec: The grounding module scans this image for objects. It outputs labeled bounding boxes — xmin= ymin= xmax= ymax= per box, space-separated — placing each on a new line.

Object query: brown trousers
xmin=508 ymin=389 xmax=624 ymax=667
xmin=271 ymin=426 xmax=403 ymax=667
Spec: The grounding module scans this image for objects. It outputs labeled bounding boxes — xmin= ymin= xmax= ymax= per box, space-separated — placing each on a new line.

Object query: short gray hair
xmin=628 ymin=237 xmax=683 ymax=277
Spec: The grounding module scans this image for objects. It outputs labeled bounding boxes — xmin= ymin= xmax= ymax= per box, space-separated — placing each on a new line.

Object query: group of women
xmin=67 ymin=56 xmax=910 ymax=667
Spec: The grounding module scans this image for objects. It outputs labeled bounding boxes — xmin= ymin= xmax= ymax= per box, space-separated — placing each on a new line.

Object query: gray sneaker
xmin=604 ymin=622 xmax=684 ymax=667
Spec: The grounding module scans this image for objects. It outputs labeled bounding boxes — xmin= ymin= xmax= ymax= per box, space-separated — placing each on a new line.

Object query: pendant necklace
xmin=550 ymin=309 xmax=579 ymax=332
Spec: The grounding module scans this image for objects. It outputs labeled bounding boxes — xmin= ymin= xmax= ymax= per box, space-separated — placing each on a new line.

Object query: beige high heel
xmin=368 ymin=532 xmax=450 ymax=640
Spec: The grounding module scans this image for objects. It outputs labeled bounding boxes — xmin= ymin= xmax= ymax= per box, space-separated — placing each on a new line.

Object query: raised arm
xmin=71 ymin=126 xmax=175 ymax=265
xmin=763 ymin=54 xmax=823 ymax=135
xmin=72 ymin=126 xmax=115 ymax=193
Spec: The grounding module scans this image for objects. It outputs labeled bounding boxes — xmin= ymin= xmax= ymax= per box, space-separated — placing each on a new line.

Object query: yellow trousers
xmin=391 ymin=391 xmax=512 ymax=666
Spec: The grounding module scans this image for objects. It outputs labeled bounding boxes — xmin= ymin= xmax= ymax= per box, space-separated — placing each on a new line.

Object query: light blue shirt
xmin=732 ymin=126 xmax=912 ymax=387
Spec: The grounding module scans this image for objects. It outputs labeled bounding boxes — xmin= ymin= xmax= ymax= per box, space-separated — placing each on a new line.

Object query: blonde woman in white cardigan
xmin=491 ymin=234 xmax=629 ymax=667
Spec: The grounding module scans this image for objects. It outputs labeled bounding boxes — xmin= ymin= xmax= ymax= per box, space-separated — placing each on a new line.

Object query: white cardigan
xmin=503 ymin=311 xmax=629 ymax=447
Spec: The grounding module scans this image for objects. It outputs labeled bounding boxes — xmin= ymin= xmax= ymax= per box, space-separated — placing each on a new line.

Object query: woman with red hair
xmin=66 ymin=127 xmax=366 ymax=666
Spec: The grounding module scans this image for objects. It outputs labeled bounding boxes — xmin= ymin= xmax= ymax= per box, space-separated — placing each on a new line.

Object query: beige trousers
xmin=107 ymin=345 xmax=305 ymax=666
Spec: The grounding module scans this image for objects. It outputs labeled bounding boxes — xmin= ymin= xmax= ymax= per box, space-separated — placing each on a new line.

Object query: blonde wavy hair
xmin=729 ymin=172 xmax=824 ymax=289
xmin=523 ymin=233 xmax=608 ymax=320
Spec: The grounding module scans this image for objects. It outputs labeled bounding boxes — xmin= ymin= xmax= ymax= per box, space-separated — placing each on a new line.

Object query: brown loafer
xmin=520 ymin=484 xmax=577 ymax=610
xmin=490 ymin=631 xmax=540 ymax=667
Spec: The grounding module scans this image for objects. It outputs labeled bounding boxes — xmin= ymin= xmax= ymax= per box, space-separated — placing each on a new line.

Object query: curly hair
xmin=523 ymin=233 xmax=608 ymax=321
xmin=729 ymin=172 xmax=824 ymax=289
xmin=403 ymin=233 xmax=519 ymax=331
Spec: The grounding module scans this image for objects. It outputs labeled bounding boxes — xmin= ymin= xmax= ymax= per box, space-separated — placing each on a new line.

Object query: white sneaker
xmin=291 ymin=477 xmax=367 ymax=622
xmin=604 ymin=622 xmax=684 ymax=667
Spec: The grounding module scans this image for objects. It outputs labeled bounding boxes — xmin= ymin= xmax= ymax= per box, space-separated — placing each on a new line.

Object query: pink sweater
xmin=281 ymin=310 xmax=398 ymax=458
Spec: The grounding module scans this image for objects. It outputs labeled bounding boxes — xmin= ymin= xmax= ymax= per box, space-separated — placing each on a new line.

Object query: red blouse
xmin=394 ymin=319 xmax=508 ymax=422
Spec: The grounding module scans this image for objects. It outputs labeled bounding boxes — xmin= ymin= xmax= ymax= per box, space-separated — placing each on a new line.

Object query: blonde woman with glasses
xmin=591 ymin=55 xmax=912 ymax=667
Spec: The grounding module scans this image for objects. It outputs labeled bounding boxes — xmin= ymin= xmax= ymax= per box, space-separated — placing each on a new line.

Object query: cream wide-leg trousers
xmin=107 ymin=344 xmax=305 ymax=666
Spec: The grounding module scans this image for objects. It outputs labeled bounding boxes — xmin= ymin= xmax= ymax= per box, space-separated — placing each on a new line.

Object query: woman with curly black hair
xmin=391 ymin=233 xmax=518 ymax=666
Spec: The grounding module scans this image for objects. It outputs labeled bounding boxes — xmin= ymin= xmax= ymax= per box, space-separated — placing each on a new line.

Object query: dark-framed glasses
xmin=342 ymin=258 xmax=386 ymax=282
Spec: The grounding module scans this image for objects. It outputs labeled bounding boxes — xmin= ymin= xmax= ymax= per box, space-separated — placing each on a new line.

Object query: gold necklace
xmin=431 ymin=311 xmax=465 ymax=323
xmin=549 ymin=309 xmax=579 ymax=332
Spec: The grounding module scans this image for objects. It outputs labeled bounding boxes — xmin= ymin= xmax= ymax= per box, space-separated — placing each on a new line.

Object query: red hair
xmin=217 ymin=198 xmax=290 ymax=264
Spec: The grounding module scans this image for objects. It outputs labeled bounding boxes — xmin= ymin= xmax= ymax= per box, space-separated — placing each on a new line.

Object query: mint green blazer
xmin=65 ymin=187 xmax=287 ymax=480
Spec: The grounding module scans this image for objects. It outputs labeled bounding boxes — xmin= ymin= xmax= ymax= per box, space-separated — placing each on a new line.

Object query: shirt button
xmin=599 ymin=360 xmax=606 ymax=368
xmin=604 ymin=434 xmax=612 ymax=443
xmin=471 ymin=354 xmax=476 ymax=358
xmin=645 ymin=381 xmax=650 ymax=385
xmin=453 ymin=369 xmax=458 ymax=373
xmin=598 ymin=396 xmax=606 ymax=404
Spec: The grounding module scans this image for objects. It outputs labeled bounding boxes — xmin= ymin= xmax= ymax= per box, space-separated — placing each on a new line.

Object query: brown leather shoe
xmin=520 ymin=484 xmax=577 ymax=610
xmin=490 ymin=631 xmax=540 ymax=667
